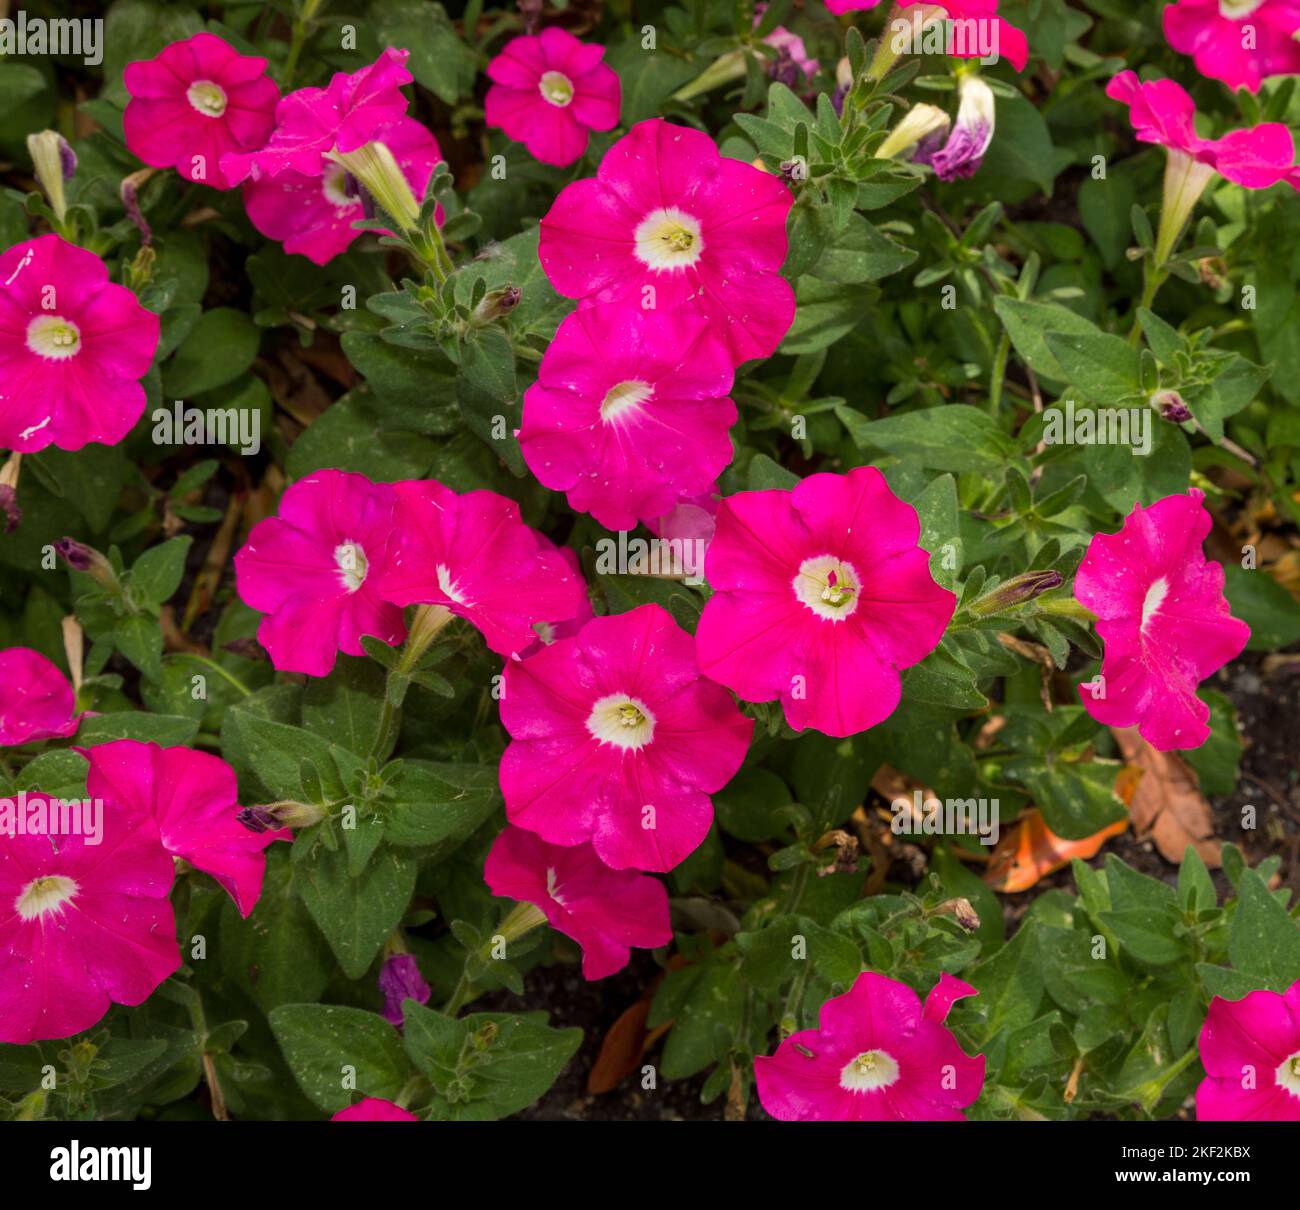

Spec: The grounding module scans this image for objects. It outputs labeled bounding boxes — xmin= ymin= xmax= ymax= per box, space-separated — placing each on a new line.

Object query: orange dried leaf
xmin=984 ymin=808 xmax=1128 ymax=893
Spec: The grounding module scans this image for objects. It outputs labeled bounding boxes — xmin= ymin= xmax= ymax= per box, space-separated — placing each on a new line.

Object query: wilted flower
xmin=929 ymin=74 xmax=996 ymax=181
xmin=378 ymin=953 xmax=431 ymax=1026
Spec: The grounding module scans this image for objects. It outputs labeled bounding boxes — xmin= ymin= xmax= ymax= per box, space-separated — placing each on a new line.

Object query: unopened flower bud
xmin=935 ymin=898 xmax=981 ymax=932
xmin=1151 ymin=389 xmax=1192 ymax=423
xmin=55 ymin=538 xmax=118 ymax=589
xmin=378 ymin=953 xmax=431 ymax=1026
xmin=120 ymin=170 xmax=153 ymax=246
xmin=0 ymin=452 xmax=21 ymax=534
xmin=471 ymin=286 xmax=521 ymax=325
xmin=236 ymin=800 xmax=326 ymax=832
xmin=27 ymin=130 xmax=74 ymax=223
xmin=878 ymin=103 xmax=952 ymax=161
xmin=970 ymin=569 xmax=1064 ymax=615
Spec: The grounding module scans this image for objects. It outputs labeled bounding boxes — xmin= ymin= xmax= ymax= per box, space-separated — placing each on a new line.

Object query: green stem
xmin=782 ymin=861 xmax=812 ymax=916
xmin=988 ymin=329 xmax=1011 ymax=413
xmin=282 ymin=0 xmax=325 ymax=88
xmin=1128 ymin=259 xmax=1168 ymax=346
xmin=178 ymin=653 xmax=252 ymax=697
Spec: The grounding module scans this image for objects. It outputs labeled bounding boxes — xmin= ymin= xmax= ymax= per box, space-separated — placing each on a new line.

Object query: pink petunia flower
xmin=498 ymin=604 xmax=753 ymax=872
xmin=1074 ymin=489 xmax=1249 ymax=751
xmin=332 ymin=1097 xmax=419 ymax=1121
xmin=0 ymin=648 xmax=83 ymax=745
xmin=123 ymin=32 xmax=279 ymax=188
xmin=80 ymin=739 xmax=284 ymax=918
xmin=221 ymin=48 xmax=413 ymax=185
xmin=827 ymin=1 xmax=1029 ymax=72
xmin=485 ymin=27 xmax=620 ymax=168
xmin=538 ymin=118 xmax=795 ymax=366
xmin=1107 ymin=71 xmax=1300 ymax=256
xmin=0 ymin=235 xmax=160 ymax=453
xmin=0 ymin=793 xmax=179 ymax=1044
xmin=755 ymin=6 xmax=820 ymax=83
xmin=242 ymin=116 xmax=441 ymax=265
xmin=755 ymin=971 xmax=985 ymax=1120
xmin=374 ymin=480 xmax=588 ymax=661
xmin=518 ymin=303 xmax=737 ymax=531
xmin=695 ymin=467 xmax=955 ymax=738
xmin=1164 ymin=0 xmax=1300 ymax=93
xmin=1197 ymin=979 xmax=1300 ymax=1120
xmin=235 ymin=469 xmax=407 ymax=677
xmin=484 ymin=824 xmax=672 ymax=978
xmin=378 ymin=953 xmax=431 ymax=1026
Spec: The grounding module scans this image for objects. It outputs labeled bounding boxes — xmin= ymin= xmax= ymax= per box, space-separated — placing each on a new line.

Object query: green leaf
xmin=404 ymin=1004 xmax=582 ymax=1121
xmin=375 ymin=0 xmax=477 ymax=105
xmin=129 ymin=536 xmax=193 ymax=606
xmin=1228 ymin=870 xmax=1300 ymax=992
xmin=163 ymin=307 xmax=260 ymax=397
xmin=1223 ymin=565 xmax=1300 ymax=651
xmin=76 ymin=711 xmax=200 ymax=747
xmin=382 ymin=760 xmax=499 ymax=849
xmin=219 ymin=848 xmax=334 ymax=1013
xmin=301 ymin=656 xmax=389 ymax=758
xmin=993 ymin=296 xmax=1105 ymax=383
xmin=839 ymin=404 xmax=1017 ymax=473
xmin=222 ymin=708 xmax=343 ymax=802
xmin=297 ymin=845 xmax=419 ymax=979
xmin=1182 ymin=690 xmax=1241 ymax=797
xmin=658 ymin=962 xmax=745 ymax=1080
xmin=1043 ymin=331 xmax=1142 ymax=402
xmin=269 ymin=1004 xmax=412 ymax=1113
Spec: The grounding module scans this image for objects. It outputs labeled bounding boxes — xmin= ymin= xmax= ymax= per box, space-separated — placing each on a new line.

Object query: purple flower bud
xmin=58 ymin=136 xmax=78 ymax=180
xmin=971 ymin=569 xmax=1064 ymax=615
xmin=0 ymin=486 xmax=20 ymax=534
xmin=379 ymin=953 xmax=431 ymax=1027
xmin=120 ymin=176 xmax=152 ymax=247
xmin=236 ymin=806 xmax=279 ymax=834
xmin=471 ymin=286 xmax=522 ymax=325
xmin=1152 ymin=390 xmax=1192 ymax=423
xmin=53 ymin=540 xmax=113 ymax=587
